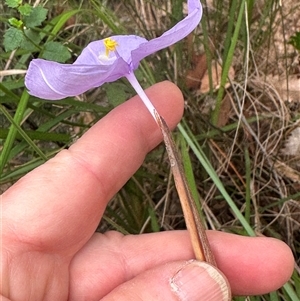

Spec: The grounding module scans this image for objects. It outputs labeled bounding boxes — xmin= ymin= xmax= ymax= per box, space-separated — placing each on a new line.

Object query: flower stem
xmin=126 ymin=72 xmax=216 ymax=266
xmin=125 ymin=72 xmax=157 ymax=120
xmin=154 ymin=111 xmax=217 ymax=266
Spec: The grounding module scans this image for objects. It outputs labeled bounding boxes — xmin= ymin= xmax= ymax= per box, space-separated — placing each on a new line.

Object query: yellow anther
xmin=103 ymin=38 xmax=118 ymax=56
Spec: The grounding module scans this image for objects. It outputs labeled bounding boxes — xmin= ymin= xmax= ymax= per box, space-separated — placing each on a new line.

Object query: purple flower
xmin=25 ymin=0 xmax=202 ymax=118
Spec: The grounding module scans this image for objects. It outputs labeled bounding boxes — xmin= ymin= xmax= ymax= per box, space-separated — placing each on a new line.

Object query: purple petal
xmin=25 ymin=0 xmax=202 ymax=100
xmin=25 ymin=35 xmax=148 ymax=100
xmin=75 ymin=35 xmax=148 ymax=66
xmin=131 ymin=0 xmax=202 ymax=69
xmin=25 ymin=58 xmax=130 ymax=100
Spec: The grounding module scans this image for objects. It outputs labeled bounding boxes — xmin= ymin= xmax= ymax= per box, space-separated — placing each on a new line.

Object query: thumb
xmin=101 ymin=260 xmax=231 ymax=301
xmin=171 ymin=261 xmax=231 ymax=301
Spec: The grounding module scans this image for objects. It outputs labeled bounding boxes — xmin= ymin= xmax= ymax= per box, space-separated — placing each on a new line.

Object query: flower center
xmin=103 ymin=37 xmax=118 ymax=56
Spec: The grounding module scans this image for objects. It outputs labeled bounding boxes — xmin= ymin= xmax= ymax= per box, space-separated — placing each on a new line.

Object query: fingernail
xmin=170 ymin=260 xmax=231 ymax=301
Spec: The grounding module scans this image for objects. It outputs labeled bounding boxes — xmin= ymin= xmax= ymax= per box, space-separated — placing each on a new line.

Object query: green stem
xmin=211 ymin=0 xmax=246 ymax=125
xmin=178 ymin=122 xmax=255 ymax=237
xmin=0 ymin=90 xmax=46 ymax=174
xmin=244 ymin=146 xmax=251 ymax=223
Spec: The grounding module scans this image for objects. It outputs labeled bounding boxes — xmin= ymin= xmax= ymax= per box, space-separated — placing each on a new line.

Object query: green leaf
xmin=5 ymin=0 xmax=22 ymax=8
xmin=23 ymin=6 xmax=48 ymax=28
xmin=289 ymin=32 xmax=300 ymax=51
xmin=41 ymin=41 xmax=71 ymax=63
xmin=20 ymin=29 xmax=41 ymax=51
xmin=18 ymin=3 xmax=33 ymax=16
xmin=21 ymin=28 xmax=41 ymax=51
xmin=0 ymin=128 xmax=70 ymax=142
xmin=3 ymin=27 xmax=24 ymax=52
xmin=47 ymin=9 xmax=81 ymax=39
xmin=8 ymin=17 xmax=23 ymax=28
xmin=105 ymin=83 xmax=128 ymax=107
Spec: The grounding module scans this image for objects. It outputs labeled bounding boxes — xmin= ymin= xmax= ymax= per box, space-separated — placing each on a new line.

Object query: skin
xmin=1 ymin=81 xmax=295 ymax=300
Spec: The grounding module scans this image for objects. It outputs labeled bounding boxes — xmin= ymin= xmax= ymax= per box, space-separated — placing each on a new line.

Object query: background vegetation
xmin=1 ymin=0 xmax=299 ymax=300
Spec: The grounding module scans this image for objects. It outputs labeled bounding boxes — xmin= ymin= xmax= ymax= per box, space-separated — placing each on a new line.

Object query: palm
xmin=1 ymin=83 xmax=182 ymax=299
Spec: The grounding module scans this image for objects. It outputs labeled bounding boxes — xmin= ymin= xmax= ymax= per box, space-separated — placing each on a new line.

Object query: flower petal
xmin=75 ymin=35 xmax=148 ymax=67
xmin=25 ymin=35 xmax=148 ymax=99
xmin=131 ymin=0 xmax=202 ymax=69
xmin=24 ymin=0 xmax=202 ymax=100
xmin=25 ymin=58 xmax=130 ymax=100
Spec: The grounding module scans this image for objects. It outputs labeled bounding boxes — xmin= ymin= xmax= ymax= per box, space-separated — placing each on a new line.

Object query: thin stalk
xmin=155 ymin=112 xmax=216 ymax=265
xmin=244 ymin=146 xmax=251 ymax=223
xmin=126 ymin=72 xmax=218 ymax=266
xmin=222 ymin=0 xmax=239 ymax=61
xmin=179 ymin=135 xmax=205 ymax=223
xmin=125 ymin=72 xmax=157 ymax=119
xmin=211 ymin=0 xmax=246 ymax=125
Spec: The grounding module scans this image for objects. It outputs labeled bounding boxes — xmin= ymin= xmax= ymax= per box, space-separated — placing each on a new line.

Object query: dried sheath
xmin=154 ymin=110 xmax=216 ymax=266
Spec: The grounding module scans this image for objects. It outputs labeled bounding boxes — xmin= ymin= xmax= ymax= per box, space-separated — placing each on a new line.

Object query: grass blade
xmin=178 ymin=122 xmax=255 ymax=237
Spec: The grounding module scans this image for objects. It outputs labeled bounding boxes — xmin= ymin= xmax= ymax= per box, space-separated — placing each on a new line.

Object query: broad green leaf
xmin=3 ymin=27 xmax=24 ymax=52
xmin=21 ymin=28 xmax=41 ymax=51
xmin=18 ymin=4 xmax=33 ymax=16
xmin=42 ymin=41 xmax=71 ymax=63
xmin=5 ymin=0 xmax=21 ymax=8
xmin=23 ymin=6 xmax=48 ymax=28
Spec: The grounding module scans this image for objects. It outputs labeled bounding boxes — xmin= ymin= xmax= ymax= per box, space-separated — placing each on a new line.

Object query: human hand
xmin=1 ymin=81 xmax=294 ymax=300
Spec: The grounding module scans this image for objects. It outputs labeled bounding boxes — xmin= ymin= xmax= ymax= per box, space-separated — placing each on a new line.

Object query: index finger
xmin=2 ymin=81 xmax=184 ymax=252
